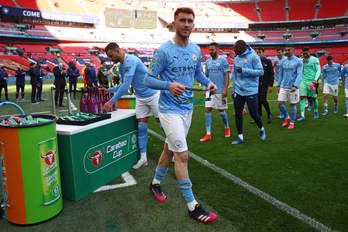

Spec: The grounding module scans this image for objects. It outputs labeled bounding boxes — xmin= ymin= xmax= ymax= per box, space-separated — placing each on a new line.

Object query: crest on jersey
xmin=192 ymin=53 xmax=197 ymax=61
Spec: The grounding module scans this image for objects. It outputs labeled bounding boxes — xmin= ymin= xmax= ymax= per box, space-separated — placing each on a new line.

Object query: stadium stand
xmin=288 ymin=0 xmax=317 ymax=20
xmin=258 ymin=0 xmax=286 ymax=21
xmin=317 ymin=0 xmax=348 ymax=19
xmin=219 ymin=2 xmax=258 ymax=21
xmin=0 ymin=0 xmax=16 ymax=7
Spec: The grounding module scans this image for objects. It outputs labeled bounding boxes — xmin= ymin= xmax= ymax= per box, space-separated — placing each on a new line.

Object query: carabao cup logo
xmin=40 ymin=150 xmax=56 ymax=166
xmin=88 ymin=150 xmax=103 ymax=167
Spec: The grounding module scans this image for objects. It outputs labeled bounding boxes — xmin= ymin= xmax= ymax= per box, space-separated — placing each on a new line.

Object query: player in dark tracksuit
xmin=34 ymin=63 xmax=44 ymax=102
xmin=256 ymin=48 xmax=274 ymax=123
xmin=15 ymin=67 xmax=26 ymax=101
xmin=0 ymin=66 xmax=9 ymax=102
xmin=67 ymin=62 xmax=80 ymax=99
xmin=53 ymin=64 xmax=67 ymax=107
xmin=28 ymin=63 xmax=37 ymax=103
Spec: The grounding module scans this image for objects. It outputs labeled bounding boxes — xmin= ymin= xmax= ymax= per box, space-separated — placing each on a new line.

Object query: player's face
xmin=284 ymin=47 xmax=293 ymax=57
xmin=328 ymin=59 xmax=333 ymax=65
xmin=174 ymin=12 xmax=194 ymax=39
xmin=106 ymin=48 xmax=122 ymax=64
xmin=302 ymin=51 xmax=310 ymax=60
xmin=209 ymin=45 xmax=218 ymax=58
xmin=256 ymin=49 xmax=263 ymax=57
xmin=277 ymin=50 xmax=283 ymax=58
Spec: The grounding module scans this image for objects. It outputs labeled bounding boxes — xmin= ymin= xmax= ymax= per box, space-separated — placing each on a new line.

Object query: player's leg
xmin=298 ymin=96 xmax=307 ymax=121
xmin=246 ymin=93 xmax=266 ymax=141
xmin=278 ymin=88 xmax=290 ymax=126
xmin=200 ymin=106 xmax=212 ymax=142
xmin=322 ymin=83 xmax=329 ymax=115
xmin=333 ymin=84 xmax=339 ymax=113
xmin=21 ymin=85 xmax=25 ymax=100
xmin=261 ymin=85 xmax=272 ymax=123
xmin=16 ymin=85 xmax=20 ymax=101
xmin=288 ymin=89 xmax=300 ymax=129
xmin=232 ymin=93 xmax=246 ymax=144
xmin=133 ymin=97 xmax=152 ymax=169
xmin=298 ymin=83 xmax=307 ymax=121
xmin=216 ymin=94 xmax=230 ymax=137
xmin=4 ymin=84 xmax=8 ymax=101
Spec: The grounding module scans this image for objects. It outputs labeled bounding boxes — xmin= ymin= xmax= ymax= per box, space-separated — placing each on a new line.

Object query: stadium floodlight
xmin=282 ymin=33 xmax=292 ymax=40
xmin=310 ymin=31 xmax=320 ymax=40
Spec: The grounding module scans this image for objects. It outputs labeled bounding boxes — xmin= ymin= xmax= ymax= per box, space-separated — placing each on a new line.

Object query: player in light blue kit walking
xmin=103 ymin=42 xmax=161 ymax=169
xmin=341 ymin=63 xmax=348 ymax=118
xmin=321 ymin=56 xmax=341 ymax=116
xmin=144 ymin=8 xmax=218 ymax=224
xmin=277 ymin=46 xmax=303 ymax=129
xmin=200 ymin=42 xmax=230 ymax=142
xmin=231 ymin=40 xmax=266 ymax=145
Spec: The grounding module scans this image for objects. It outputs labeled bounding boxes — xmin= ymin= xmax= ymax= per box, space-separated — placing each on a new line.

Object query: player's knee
xmin=175 ymin=152 xmax=189 ymax=163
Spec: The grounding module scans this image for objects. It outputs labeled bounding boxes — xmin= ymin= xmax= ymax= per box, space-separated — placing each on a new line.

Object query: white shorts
xmin=278 ymin=88 xmax=300 ymax=104
xmin=323 ymin=83 xmax=338 ymax=96
xmin=345 ymin=88 xmax=348 ymax=98
xmin=205 ymin=93 xmax=228 ymax=110
xmin=135 ymin=93 xmax=160 ymax=119
xmin=158 ymin=111 xmax=192 ymax=153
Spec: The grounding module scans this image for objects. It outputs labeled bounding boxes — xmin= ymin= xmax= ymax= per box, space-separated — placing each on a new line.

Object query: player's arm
xmin=109 ymin=66 xmax=135 ymax=104
xmin=240 ymin=55 xmax=264 ymax=77
xmin=222 ymin=58 xmax=230 ymax=97
xmin=144 ymin=49 xmax=170 ymax=90
xmin=194 ymin=53 xmax=216 ymax=93
xmin=341 ymin=66 xmax=347 ymax=84
xmin=267 ymin=59 xmax=274 ymax=92
xmin=321 ymin=67 xmax=326 ymax=88
xmin=293 ymin=60 xmax=303 ymax=90
xmin=314 ymin=58 xmax=321 ymax=82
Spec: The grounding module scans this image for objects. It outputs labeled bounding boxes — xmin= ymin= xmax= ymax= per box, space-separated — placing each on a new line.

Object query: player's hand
xmin=320 ymin=87 xmax=323 ymax=92
xmin=103 ymin=100 xmax=112 ymax=112
xmin=169 ymin=82 xmax=185 ymax=97
xmin=222 ymin=89 xmax=228 ymax=98
xmin=291 ymin=86 xmax=297 ymax=92
xmin=267 ymin=86 xmax=273 ymax=93
xmin=276 ymin=87 xmax=280 ymax=93
xmin=207 ymin=83 xmax=217 ymax=95
xmin=236 ymin=67 xmax=242 ymax=74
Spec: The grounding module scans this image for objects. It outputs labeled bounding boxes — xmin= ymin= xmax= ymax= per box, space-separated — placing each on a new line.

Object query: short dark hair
xmin=101 ymin=60 xmax=106 ymax=64
xmin=276 ymin=48 xmax=284 ymax=52
xmin=302 ymin=47 xmax=310 ymax=52
xmin=174 ymin=7 xmax=195 ymax=20
xmin=209 ymin=42 xmax=218 ymax=47
xmin=327 ymin=55 xmax=333 ymax=60
xmin=257 ymin=47 xmax=264 ymax=52
xmin=105 ymin=42 xmax=119 ymax=53
xmin=234 ymin=40 xmax=246 ymax=48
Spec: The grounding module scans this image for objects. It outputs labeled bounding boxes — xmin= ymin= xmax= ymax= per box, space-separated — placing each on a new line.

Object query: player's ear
xmin=192 ymin=23 xmax=195 ymax=29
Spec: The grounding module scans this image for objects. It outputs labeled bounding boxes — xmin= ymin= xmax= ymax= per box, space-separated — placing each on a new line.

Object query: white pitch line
xmin=148 ymin=129 xmax=334 ymax=232
xmin=94 ymin=172 xmax=137 ymax=193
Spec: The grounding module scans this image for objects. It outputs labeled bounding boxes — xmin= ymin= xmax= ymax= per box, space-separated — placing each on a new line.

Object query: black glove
xmin=236 ymin=67 xmax=242 ymax=73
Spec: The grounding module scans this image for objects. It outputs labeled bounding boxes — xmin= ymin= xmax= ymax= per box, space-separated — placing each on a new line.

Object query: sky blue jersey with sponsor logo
xmin=277 ymin=55 xmax=303 ymax=89
xmin=322 ymin=63 xmax=341 ymax=86
xmin=205 ymin=55 xmax=230 ymax=94
xmin=144 ymin=40 xmax=211 ymax=114
xmin=109 ymin=54 xmax=158 ymax=104
xmin=341 ymin=64 xmax=348 ymax=89
xmin=231 ymin=46 xmax=264 ymax=96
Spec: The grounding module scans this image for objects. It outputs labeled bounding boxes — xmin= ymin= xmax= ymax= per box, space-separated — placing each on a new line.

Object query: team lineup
xmin=94 ymin=7 xmax=348 ymax=224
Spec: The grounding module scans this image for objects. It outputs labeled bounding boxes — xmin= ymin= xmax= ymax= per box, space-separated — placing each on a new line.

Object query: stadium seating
xmin=288 ymin=0 xmax=317 ymax=20
xmin=0 ymin=0 xmax=16 ymax=7
xmin=258 ymin=0 xmax=286 ymax=21
xmin=220 ymin=2 xmax=259 ymax=21
xmin=317 ymin=0 xmax=348 ymax=19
